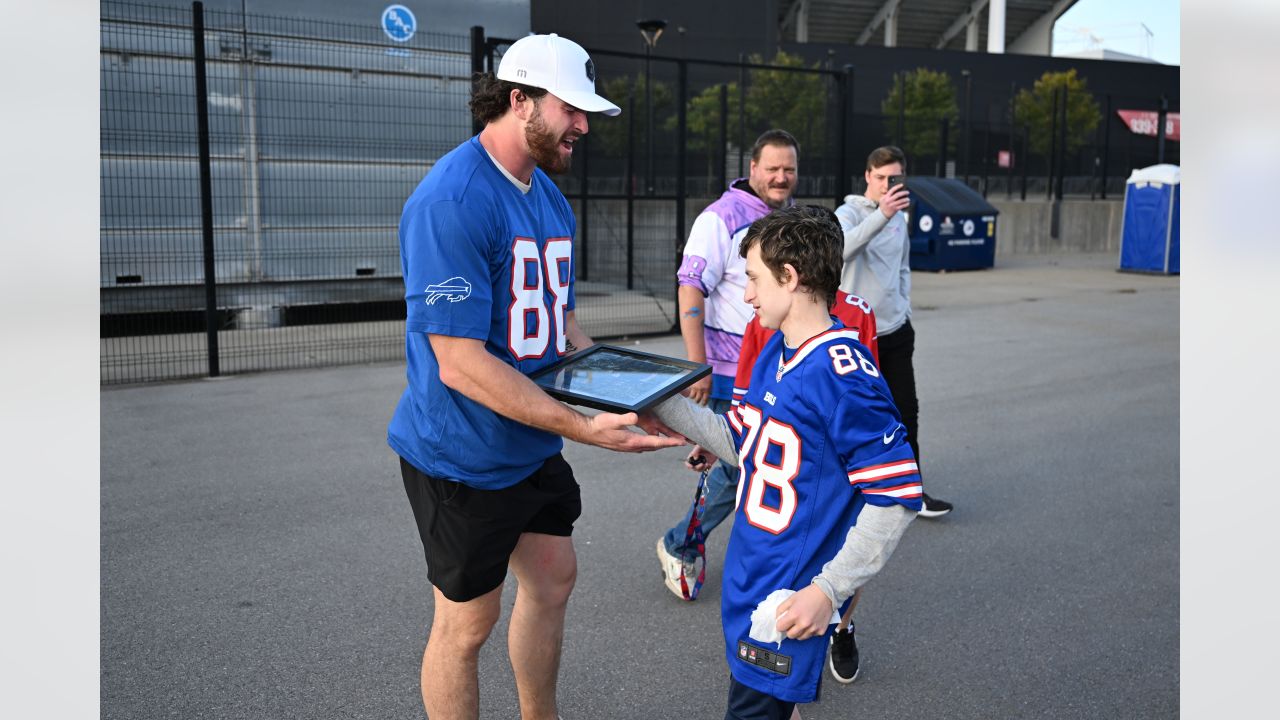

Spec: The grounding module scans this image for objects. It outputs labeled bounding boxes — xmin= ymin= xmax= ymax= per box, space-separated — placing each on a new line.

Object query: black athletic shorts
xmin=724 ymin=676 xmax=798 ymax=720
xmin=399 ymin=454 xmax=582 ymax=603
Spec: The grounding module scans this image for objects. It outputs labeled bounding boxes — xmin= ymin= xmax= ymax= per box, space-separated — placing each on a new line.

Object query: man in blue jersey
xmin=387 ymin=34 xmax=683 ymax=720
xmin=647 ymin=205 xmax=919 ymax=718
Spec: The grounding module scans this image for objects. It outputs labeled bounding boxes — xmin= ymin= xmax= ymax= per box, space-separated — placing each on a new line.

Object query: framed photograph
xmin=528 ymin=344 xmax=712 ymax=414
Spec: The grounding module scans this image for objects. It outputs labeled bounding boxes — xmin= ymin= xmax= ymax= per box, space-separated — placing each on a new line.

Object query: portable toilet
xmin=1119 ymin=164 xmax=1179 ymax=274
xmin=903 ymin=177 xmax=1000 ymax=272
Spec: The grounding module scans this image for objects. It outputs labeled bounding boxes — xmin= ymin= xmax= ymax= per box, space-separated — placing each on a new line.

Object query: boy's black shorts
xmin=399 ymin=454 xmax=582 ymax=603
xmin=724 ymin=676 xmax=798 ymax=720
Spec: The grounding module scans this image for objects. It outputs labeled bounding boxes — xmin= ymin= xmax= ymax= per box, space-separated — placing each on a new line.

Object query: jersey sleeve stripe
xmin=847 ymin=460 xmax=920 ymax=484
xmin=726 ymin=406 xmax=744 ymax=432
xmin=861 ymin=481 xmax=923 ymax=499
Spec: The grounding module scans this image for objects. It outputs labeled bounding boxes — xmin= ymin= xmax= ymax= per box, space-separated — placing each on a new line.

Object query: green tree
xmin=743 ymin=50 xmax=829 ymax=157
xmin=589 ymin=74 xmax=674 ymax=161
xmin=1012 ymin=69 xmax=1101 ymax=158
xmin=880 ymin=68 xmax=959 ymax=160
xmin=671 ymin=50 xmax=831 ymax=192
xmin=678 ymin=81 xmax=744 ymax=193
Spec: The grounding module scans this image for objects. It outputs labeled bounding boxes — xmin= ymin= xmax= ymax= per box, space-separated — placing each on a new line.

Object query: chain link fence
xmin=101 ymin=2 xmax=1174 ymax=384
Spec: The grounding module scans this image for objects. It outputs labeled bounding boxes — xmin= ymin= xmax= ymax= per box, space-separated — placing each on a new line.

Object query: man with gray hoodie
xmin=828 ymin=144 xmax=953 ymax=685
xmin=835 ymin=145 xmax=951 ymax=520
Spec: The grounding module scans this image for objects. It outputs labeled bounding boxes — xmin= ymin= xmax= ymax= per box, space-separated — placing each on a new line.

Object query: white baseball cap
xmin=496 ymin=33 xmax=621 ymax=116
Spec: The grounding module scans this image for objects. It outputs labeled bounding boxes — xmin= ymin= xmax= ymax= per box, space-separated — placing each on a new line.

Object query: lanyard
xmin=678 ymin=470 xmax=709 ymax=601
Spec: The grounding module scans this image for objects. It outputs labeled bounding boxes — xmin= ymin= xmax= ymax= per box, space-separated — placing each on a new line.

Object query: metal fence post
xmin=1056 ymin=85 xmax=1067 ymax=201
xmin=738 ymin=53 xmax=746 ymax=178
xmin=980 ymin=111 xmax=990 ymax=197
xmin=192 ymin=1 xmax=220 ymax=377
xmin=1020 ymin=125 xmax=1029 ymax=201
xmin=719 ymin=84 xmax=729 ymax=191
xmin=470 ymin=26 xmax=485 ymax=136
xmin=937 ymin=117 xmax=949 ymax=177
xmin=1047 ymin=87 xmax=1059 ymax=200
xmin=675 ymin=61 xmax=687 ymax=334
xmin=961 ymin=69 xmax=972 ymax=182
xmin=580 ymin=132 xmax=590 ymax=282
xmin=1157 ymin=94 xmax=1168 ymax=164
xmin=839 ymin=65 xmax=853 ymax=204
xmin=626 ymin=87 xmax=635 ymax=291
xmin=1101 ymin=93 xmax=1111 ymax=199
xmin=896 ymin=72 xmax=905 ymax=146
xmin=1007 ymin=82 xmax=1016 ymax=199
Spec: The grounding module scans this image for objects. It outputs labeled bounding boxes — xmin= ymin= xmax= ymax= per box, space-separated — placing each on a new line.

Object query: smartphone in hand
xmin=888 ymin=174 xmax=905 ymax=191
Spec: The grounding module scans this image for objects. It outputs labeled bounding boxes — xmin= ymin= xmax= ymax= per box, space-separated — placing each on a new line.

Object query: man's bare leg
xmin=507 ymin=532 xmax=577 ymax=720
xmin=420 ymin=584 xmax=503 ymax=720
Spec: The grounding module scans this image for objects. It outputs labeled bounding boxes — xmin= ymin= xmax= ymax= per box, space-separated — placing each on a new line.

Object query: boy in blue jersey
xmin=387 ymin=33 xmax=683 ymax=720
xmin=648 ymin=205 xmax=921 ymax=719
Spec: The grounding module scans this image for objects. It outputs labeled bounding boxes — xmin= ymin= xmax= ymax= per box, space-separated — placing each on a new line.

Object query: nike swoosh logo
xmin=883 ymin=427 xmax=899 ymax=444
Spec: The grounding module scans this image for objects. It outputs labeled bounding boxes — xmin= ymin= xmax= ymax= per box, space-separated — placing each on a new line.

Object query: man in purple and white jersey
xmin=656 ymin=129 xmax=799 ymax=600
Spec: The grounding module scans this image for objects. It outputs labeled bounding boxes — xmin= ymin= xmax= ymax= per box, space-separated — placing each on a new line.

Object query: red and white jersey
xmin=732 ymin=290 xmax=879 ymax=407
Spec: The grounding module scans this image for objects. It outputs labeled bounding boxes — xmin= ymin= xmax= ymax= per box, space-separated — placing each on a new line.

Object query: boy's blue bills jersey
xmin=721 ymin=324 xmax=923 ymax=702
xmin=388 ymin=136 xmax=577 ymax=490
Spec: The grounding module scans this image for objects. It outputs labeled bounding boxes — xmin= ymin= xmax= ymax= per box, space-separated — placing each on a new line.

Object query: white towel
xmin=747 ymin=589 xmax=842 ymax=648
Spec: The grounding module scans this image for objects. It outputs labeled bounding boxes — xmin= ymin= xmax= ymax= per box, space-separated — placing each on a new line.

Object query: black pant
xmin=877 ymin=319 xmax=922 ymax=475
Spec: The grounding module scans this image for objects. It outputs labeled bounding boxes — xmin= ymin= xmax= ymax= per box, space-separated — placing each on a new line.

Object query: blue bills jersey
xmin=387 ymin=136 xmax=577 ymax=490
xmin=721 ymin=323 xmax=923 ymax=702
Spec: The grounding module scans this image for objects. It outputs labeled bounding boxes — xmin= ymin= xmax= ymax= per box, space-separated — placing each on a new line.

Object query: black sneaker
xmin=918 ymin=492 xmax=953 ymax=518
xmin=828 ymin=625 xmax=860 ymax=683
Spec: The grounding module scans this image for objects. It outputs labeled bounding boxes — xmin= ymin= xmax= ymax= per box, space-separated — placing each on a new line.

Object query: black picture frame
xmin=528 ymin=344 xmax=712 ymax=414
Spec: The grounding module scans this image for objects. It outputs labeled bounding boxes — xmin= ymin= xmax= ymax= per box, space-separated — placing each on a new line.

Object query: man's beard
xmin=763 ymin=186 xmax=791 ymax=209
xmin=525 ymin=109 xmax=573 ymax=175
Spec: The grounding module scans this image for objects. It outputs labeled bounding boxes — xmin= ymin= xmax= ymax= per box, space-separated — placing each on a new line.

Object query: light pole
xmin=637 ymin=19 xmax=667 ymax=196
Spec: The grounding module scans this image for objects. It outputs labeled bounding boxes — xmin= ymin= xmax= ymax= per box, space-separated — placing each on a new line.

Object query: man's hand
xmin=579 ymin=411 xmax=685 ymax=452
xmin=775 ymin=584 xmax=834 ymax=641
xmin=685 ymin=445 xmax=719 ymax=472
xmin=878 ymin=183 xmax=910 ymax=219
xmin=682 ymin=375 xmax=712 ymax=406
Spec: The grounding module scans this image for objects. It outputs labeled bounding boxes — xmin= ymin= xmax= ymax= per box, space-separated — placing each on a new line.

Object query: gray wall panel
xmin=256 ymin=160 xmax=430 ymax=227
xmin=259 ymin=228 xmax=401 ymax=283
xmin=252 ymin=66 xmax=470 ymax=162
xmin=101 ymin=157 xmax=247 ymax=230
xmin=101 ymin=54 xmax=246 ymax=157
xmin=101 ymin=228 xmax=252 ymax=286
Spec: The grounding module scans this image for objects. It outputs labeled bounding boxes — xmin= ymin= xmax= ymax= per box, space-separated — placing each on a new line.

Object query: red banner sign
xmin=1117 ymin=110 xmax=1180 ymax=141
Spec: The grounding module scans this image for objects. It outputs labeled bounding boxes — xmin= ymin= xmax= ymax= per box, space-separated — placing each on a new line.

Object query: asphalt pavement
xmin=101 ymin=252 xmax=1179 ymax=719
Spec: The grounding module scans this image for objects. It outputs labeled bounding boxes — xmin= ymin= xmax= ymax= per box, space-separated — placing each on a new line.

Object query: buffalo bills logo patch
xmin=425 ymin=276 xmax=472 ymax=305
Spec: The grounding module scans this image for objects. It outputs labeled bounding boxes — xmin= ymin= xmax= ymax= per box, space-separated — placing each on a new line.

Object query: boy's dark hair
xmin=751 ymin=129 xmax=800 ymax=161
xmin=739 ymin=204 xmax=842 ymax=307
xmin=866 ymin=145 xmax=906 ymax=171
xmin=469 ymin=72 xmax=549 ymax=125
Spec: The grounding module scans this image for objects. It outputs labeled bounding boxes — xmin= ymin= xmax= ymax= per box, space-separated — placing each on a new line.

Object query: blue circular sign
xmin=382 ymin=5 xmax=417 ymax=43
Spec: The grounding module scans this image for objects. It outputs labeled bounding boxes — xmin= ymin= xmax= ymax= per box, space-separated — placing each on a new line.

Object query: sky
xmin=1053 ymin=0 xmax=1181 ymax=65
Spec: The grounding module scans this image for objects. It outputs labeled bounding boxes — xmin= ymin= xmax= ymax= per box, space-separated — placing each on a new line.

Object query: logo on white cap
xmin=496 ymin=34 xmax=621 ymax=116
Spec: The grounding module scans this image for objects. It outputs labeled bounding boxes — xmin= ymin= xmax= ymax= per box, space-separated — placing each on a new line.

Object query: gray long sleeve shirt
xmin=651 ymin=394 xmax=913 ymax=609
xmin=834 ymin=194 xmax=912 ymax=335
